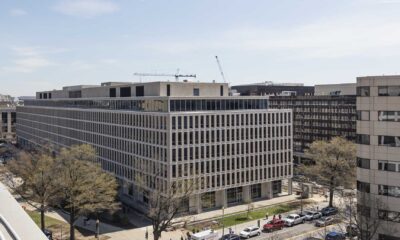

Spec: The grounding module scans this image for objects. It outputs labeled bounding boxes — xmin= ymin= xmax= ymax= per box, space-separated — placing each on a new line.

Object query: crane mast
xmin=215 ymin=56 xmax=226 ymax=82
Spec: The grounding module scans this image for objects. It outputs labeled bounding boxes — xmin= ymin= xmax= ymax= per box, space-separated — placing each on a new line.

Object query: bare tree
xmin=55 ymin=144 xmax=119 ymax=240
xmin=136 ymin=170 xmax=196 ymax=240
xmin=5 ymin=150 xmax=60 ymax=231
xmin=336 ymin=190 xmax=399 ymax=240
xmin=301 ymin=137 xmax=356 ymax=207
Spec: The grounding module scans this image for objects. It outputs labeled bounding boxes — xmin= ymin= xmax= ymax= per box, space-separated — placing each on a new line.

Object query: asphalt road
xmin=230 ymin=220 xmax=344 ymax=240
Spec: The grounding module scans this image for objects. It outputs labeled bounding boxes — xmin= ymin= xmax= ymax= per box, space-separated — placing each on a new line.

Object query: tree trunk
xmin=40 ymin=204 xmax=45 ymax=231
xmin=69 ymin=210 xmax=75 ymax=240
xmin=329 ymin=176 xmax=334 ymax=207
xmin=153 ymin=231 xmax=160 ymax=240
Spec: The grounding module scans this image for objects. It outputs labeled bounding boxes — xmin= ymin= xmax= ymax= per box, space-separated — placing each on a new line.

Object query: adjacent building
xmin=357 ymin=75 xmax=400 ymax=240
xmin=17 ymin=81 xmax=293 ymax=213
xmin=231 ymin=82 xmax=314 ymax=96
xmin=0 ymin=94 xmax=16 ymax=143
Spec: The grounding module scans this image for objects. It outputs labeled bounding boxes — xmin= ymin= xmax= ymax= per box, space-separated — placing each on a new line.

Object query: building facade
xmin=0 ymin=95 xmax=16 ymax=142
xmin=357 ymin=76 xmax=400 ymax=240
xmin=17 ymin=81 xmax=293 ymax=214
xmin=269 ymin=94 xmax=356 ymax=163
xmin=231 ymin=82 xmax=314 ymax=96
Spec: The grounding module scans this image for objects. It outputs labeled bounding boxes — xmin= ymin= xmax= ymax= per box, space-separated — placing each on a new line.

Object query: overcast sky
xmin=2 ymin=0 xmax=400 ymax=96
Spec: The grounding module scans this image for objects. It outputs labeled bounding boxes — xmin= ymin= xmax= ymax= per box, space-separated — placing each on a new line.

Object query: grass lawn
xmin=26 ymin=210 xmax=67 ymax=228
xmin=188 ymin=200 xmax=313 ymax=232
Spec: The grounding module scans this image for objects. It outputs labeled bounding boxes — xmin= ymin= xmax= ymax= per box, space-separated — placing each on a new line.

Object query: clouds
xmin=1 ymin=47 xmax=59 ymax=73
xmin=9 ymin=8 xmax=27 ymax=16
xmin=54 ymin=0 xmax=119 ymax=18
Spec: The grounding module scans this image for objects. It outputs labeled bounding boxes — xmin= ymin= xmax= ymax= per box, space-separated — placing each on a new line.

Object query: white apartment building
xmin=17 ymin=81 xmax=293 ymax=213
xmin=357 ymin=76 xmax=400 ymax=240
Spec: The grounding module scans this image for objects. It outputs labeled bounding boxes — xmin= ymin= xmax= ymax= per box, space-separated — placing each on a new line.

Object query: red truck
xmin=263 ymin=219 xmax=285 ymax=232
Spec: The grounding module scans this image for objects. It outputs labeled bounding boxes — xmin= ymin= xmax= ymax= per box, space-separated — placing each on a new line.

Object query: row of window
xmin=169 ymin=99 xmax=269 ymax=112
xmin=356 ymin=158 xmax=400 ymax=172
xmin=357 ymin=110 xmax=400 ymax=122
xmin=172 ymin=128 xmax=291 ymax=146
xmin=357 ymin=85 xmax=400 ymax=97
xmin=378 ymin=185 xmax=400 ymax=198
xmin=378 ymin=209 xmax=400 ymax=223
xmin=171 ymin=112 xmax=291 ymax=130
xmin=356 ymin=134 xmax=400 ymax=147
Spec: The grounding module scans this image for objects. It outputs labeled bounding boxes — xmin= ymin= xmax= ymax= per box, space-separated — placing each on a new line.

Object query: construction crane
xmin=215 ymin=56 xmax=226 ymax=82
xmin=133 ymin=72 xmax=196 ymax=82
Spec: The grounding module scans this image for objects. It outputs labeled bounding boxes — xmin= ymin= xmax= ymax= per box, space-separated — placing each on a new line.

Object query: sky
xmin=2 ymin=0 xmax=400 ymax=97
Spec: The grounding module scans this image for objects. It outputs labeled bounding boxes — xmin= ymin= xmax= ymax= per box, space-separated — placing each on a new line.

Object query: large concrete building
xmin=17 ymin=81 xmax=293 ymax=213
xmin=357 ymin=76 xmax=400 ymax=240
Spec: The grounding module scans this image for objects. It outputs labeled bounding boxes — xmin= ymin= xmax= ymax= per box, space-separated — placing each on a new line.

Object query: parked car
xmin=325 ymin=231 xmax=346 ymax=240
xmin=283 ymin=214 xmax=306 ymax=227
xmin=315 ymin=216 xmax=337 ymax=227
xmin=192 ymin=229 xmax=219 ymax=240
xmin=320 ymin=207 xmax=338 ymax=216
xmin=263 ymin=219 xmax=285 ymax=232
xmin=239 ymin=226 xmax=261 ymax=239
xmin=220 ymin=234 xmax=240 ymax=240
xmin=304 ymin=211 xmax=322 ymax=221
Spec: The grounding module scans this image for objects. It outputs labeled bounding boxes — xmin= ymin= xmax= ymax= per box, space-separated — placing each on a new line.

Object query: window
xmin=193 ymin=88 xmax=200 ymax=96
xmin=135 ymin=86 xmax=144 ymax=97
xmin=357 ymin=157 xmax=370 ymax=169
xmin=356 ymin=134 xmax=370 ymax=145
xmin=357 ymin=181 xmax=370 ymax=193
xmin=378 ymin=136 xmax=400 ymax=147
xmin=357 ymin=86 xmax=370 ymax=96
xmin=68 ymin=90 xmax=81 ymax=98
xmin=378 ymin=86 xmax=400 ymax=96
xmin=378 ymin=185 xmax=400 ymax=198
xmin=378 ymin=209 xmax=400 ymax=223
xmin=378 ymin=160 xmax=399 ymax=172
xmin=220 ymin=85 xmax=224 ymax=96
xmin=167 ymin=84 xmax=171 ymax=96
xmin=378 ymin=111 xmax=400 ymax=121
xmin=120 ymin=87 xmax=131 ymax=97
xmin=357 ymin=111 xmax=370 ymax=121
xmin=379 ymin=234 xmax=400 ymax=240
xmin=109 ymin=88 xmax=116 ymax=97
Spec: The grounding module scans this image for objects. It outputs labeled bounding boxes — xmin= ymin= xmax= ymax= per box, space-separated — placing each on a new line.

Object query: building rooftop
xmin=0 ymin=182 xmax=47 ymax=240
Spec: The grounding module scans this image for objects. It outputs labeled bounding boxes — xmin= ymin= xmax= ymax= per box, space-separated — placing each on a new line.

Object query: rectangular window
xmin=378 ymin=160 xmax=399 ymax=172
xmin=357 ymin=157 xmax=370 ymax=169
xmin=135 ymin=86 xmax=144 ymax=97
xmin=378 ymin=136 xmax=400 ymax=147
xmin=357 ymin=86 xmax=370 ymax=96
xmin=120 ymin=87 xmax=132 ymax=97
xmin=193 ymin=88 xmax=200 ymax=96
xmin=356 ymin=134 xmax=370 ymax=145
xmin=378 ymin=111 xmax=400 ymax=121
xmin=220 ymin=85 xmax=224 ymax=96
xmin=357 ymin=111 xmax=370 ymax=121
xmin=378 ymin=86 xmax=400 ymax=96
xmin=357 ymin=181 xmax=370 ymax=193
xmin=167 ymin=84 xmax=171 ymax=96
xmin=109 ymin=88 xmax=116 ymax=97
xmin=378 ymin=185 xmax=400 ymax=198
xmin=378 ymin=209 xmax=400 ymax=223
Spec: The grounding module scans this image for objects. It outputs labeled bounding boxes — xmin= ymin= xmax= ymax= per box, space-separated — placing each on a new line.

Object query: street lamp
xmin=222 ymin=206 xmax=225 ymax=236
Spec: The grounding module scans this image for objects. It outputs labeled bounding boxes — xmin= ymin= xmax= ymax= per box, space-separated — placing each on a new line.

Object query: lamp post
xmin=222 ymin=206 xmax=225 ymax=236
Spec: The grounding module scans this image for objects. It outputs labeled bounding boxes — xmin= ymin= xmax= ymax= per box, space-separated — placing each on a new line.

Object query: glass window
xmin=378 ymin=136 xmax=400 ymax=147
xmin=357 ymin=157 xmax=370 ymax=169
xmin=357 ymin=86 xmax=370 ymax=96
xmin=357 ymin=181 xmax=370 ymax=193
xmin=357 ymin=111 xmax=370 ymax=121
xmin=193 ymin=88 xmax=200 ymax=96
xmin=378 ymin=111 xmax=400 ymax=121
xmin=356 ymin=134 xmax=370 ymax=145
xmin=378 ymin=185 xmax=400 ymax=198
xmin=379 ymin=86 xmax=400 ymax=96
xmin=378 ymin=160 xmax=399 ymax=172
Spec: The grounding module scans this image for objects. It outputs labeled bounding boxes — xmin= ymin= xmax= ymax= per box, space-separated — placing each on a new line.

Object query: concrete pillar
xmin=215 ymin=189 xmax=227 ymax=208
xmin=288 ymin=179 xmax=293 ymax=195
xmin=243 ymin=185 xmax=251 ymax=202
xmin=189 ymin=194 xmax=202 ymax=214
xmin=261 ymin=182 xmax=273 ymax=199
xmin=7 ymin=111 xmax=11 ymax=132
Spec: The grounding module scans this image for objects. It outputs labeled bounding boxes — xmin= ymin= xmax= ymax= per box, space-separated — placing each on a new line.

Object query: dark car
xmin=263 ymin=219 xmax=285 ymax=232
xmin=320 ymin=207 xmax=338 ymax=216
xmin=220 ymin=234 xmax=240 ymax=240
xmin=43 ymin=229 xmax=53 ymax=240
xmin=325 ymin=231 xmax=345 ymax=240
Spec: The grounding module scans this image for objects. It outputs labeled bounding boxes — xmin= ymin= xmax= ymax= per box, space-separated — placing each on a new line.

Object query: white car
xmin=304 ymin=211 xmax=322 ymax=221
xmin=239 ymin=226 xmax=261 ymax=239
xmin=283 ymin=214 xmax=305 ymax=227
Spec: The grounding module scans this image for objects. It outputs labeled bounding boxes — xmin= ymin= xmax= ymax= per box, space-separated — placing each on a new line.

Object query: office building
xmin=0 ymin=94 xmax=16 ymax=142
xmin=357 ymin=75 xmax=400 ymax=240
xmin=231 ymin=82 xmax=314 ymax=96
xmin=17 ymin=81 xmax=293 ymax=213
